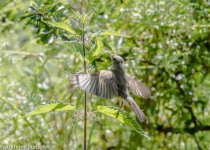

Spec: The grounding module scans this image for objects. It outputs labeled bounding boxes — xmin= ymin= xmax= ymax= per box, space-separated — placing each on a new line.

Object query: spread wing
xmin=127 ymin=75 xmax=151 ymax=99
xmin=70 ymin=70 xmax=118 ymax=99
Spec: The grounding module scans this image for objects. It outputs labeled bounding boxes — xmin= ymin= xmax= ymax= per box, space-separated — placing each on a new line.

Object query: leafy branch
xmin=97 ymin=106 xmax=150 ymax=139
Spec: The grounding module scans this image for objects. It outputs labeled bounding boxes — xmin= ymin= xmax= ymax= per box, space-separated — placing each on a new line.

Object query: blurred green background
xmin=0 ymin=0 xmax=210 ymax=149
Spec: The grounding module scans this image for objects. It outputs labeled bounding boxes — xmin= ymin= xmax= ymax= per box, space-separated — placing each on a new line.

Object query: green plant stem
xmin=82 ymin=22 xmax=87 ymax=150
xmin=88 ymin=122 xmax=95 ymax=150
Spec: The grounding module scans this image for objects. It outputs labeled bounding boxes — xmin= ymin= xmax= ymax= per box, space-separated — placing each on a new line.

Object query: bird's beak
xmin=103 ymin=51 xmax=116 ymax=61
xmin=103 ymin=51 xmax=112 ymax=59
xmin=109 ymin=54 xmax=115 ymax=60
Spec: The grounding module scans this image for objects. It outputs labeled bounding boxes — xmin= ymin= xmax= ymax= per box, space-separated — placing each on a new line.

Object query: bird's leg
xmin=116 ymin=101 xmax=124 ymax=118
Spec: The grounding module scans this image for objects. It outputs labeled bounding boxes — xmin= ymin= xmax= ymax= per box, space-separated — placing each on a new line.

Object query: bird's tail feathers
xmin=126 ymin=96 xmax=148 ymax=123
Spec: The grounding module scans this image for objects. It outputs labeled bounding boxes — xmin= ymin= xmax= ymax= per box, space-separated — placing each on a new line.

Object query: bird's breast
xmin=111 ymin=69 xmax=127 ymax=92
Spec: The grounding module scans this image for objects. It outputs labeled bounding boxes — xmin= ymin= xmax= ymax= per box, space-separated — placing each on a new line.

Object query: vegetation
xmin=0 ymin=0 xmax=210 ymax=149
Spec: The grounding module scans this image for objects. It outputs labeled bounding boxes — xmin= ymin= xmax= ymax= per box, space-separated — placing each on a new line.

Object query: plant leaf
xmin=65 ymin=41 xmax=90 ymax=63
xmin=97 ymin=105 xmax=150 ymax=139
xmin=86 ymin=37 xmax=104 ymax=62
xmin=92 ymin=37 xmax=103 ymax=57
xmin=92 ymin=30 xmax=130 ymax=38
xmin=44 ymin=21 xmax=79 ymax=37
xmin=24 ymin=103 xmax=75 ymax=117
xmin=87 ymin=37 xmax=103 ymax=60
xmin=82 ymin=11 xmax=94 ymax=25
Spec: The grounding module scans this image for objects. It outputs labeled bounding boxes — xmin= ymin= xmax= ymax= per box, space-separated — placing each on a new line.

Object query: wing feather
xmin=107 ymin=84 xmax=111 ymax=98
xmin=90 ymin=77 xmax=97 ymax=93
xmin=70 ymin=71 xmax=118 ymax=99
xmin=126 ymin=75 xmax=151 ymax=99
xmin=87 ymin=77 xmax=94 ymax=92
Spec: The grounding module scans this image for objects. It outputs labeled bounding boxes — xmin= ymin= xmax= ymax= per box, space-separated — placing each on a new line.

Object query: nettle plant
xmin=20 ymin=1 xmax=150 ymax=147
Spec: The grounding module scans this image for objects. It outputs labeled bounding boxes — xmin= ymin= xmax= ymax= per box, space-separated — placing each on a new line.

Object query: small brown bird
xmin=70 ymin=54 xmax=151 ymax=123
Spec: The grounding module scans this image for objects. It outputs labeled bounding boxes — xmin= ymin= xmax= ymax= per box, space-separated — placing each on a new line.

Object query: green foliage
xmin=97 ymin=106 xmax=150 ymax=139
xmin=91 ymin=30 xmax=130 ymax=38
xmin=44 ymin=21 xmax=79 ymax=37
xmin=90 ymin=37 xmax=103 ymax=57
xmin=1 ymin=0 xmax=210 ymax=149
xmin=65 ymin=41 xmax=84 ymax=61
xmin=19 ymin=0 xmax=71 ymax=43
xmin=24 ymin=103 xmax=75 ymax=117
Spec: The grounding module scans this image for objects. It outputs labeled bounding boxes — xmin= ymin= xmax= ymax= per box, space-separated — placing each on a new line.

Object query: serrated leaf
xmin=92 ymin=31 xmax=130 ymax=38
xmin=24 ymin=103 xmax=75 ymax=117
xmin=45 ymin=21 xmax=79 ymax=37
xmin=92 ymin=37 xmax=103 ymax=57
xmin=65 ymin=41 xmax=82 ymax=53
xmin=97 ymin=106 xmax=150 ymax=139
xmin=82 ymin=11 xmax=94 ymax=25
xmin=86 ymin=37 xmax=104 ymax=62
xmin=65 ymin=41 xmax=90 ymax=63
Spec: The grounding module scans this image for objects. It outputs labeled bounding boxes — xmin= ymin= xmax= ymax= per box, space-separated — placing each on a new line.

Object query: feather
xmin=70 ymin=71 xmax=118 ymax=99
xmin=126 ymin=74 xmax=151 ymax=99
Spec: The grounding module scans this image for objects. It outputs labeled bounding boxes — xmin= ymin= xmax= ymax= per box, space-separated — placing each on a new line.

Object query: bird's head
xmin=109 ymin=54 xmax=124 ymax=67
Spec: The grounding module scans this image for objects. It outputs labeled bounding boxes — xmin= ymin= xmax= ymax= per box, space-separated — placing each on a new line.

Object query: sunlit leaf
xmin=92 ymin=37 xmax=103 ymax=57
xmin=24 ymin=103 xmax=75 ymax=117
xmin=86 ymin=37 xmax=104 ymax=63
xmin=44 ymin=21 xmax=79 ymax=37
xmin=86 ymin=37 xmax=104 ymax=62
xmin=97 ymin=106 xmax=150 ymax=139
xmin=91 ymin=30 xmax=130 ymax=39
xmin=82 ymin=11 xmax=94 ymax=25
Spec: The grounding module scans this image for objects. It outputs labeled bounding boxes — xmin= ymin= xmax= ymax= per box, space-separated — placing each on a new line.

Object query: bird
xmin=70 ymin=54 xmax=151 ymax=123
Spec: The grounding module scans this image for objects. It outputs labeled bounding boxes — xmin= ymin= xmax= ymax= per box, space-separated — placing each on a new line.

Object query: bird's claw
xmin=116 ymin=101 xmax=124 ymax=118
